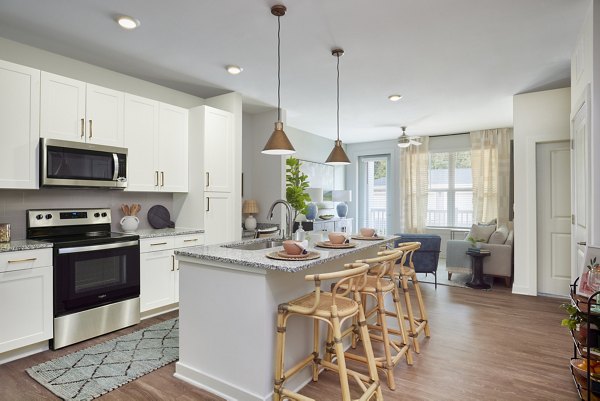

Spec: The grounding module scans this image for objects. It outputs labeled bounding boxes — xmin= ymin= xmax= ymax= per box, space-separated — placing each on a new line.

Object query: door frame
xmin=357 ymin=154 xmax=393 ymax=235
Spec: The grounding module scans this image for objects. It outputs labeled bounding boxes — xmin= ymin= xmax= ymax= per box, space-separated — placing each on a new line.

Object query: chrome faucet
xmin=267 ymin=199 xmax=294 ymax=240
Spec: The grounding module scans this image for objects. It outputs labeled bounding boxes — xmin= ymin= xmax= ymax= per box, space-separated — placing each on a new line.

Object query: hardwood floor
xmin=0 ymin=283 xmax=577 ymax=400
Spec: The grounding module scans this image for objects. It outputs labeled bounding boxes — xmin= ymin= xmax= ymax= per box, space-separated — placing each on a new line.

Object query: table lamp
xmin=332 ymin=190 xmax=352 ymax=218
xmin=242 ymin=200 xmax=259 ymax=230
xmin=305 ymin=188 xmax=323 ymax=221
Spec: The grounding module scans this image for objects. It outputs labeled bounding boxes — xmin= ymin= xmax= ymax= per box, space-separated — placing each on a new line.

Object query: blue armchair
xmin=394 ymin=234 xmax=442 ymax=288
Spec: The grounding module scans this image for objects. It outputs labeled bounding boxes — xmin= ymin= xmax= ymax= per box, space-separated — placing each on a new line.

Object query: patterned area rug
xmin=27 ymin=318 xmax=178 ymax=401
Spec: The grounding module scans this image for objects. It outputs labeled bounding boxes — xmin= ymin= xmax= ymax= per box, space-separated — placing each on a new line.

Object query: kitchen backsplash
xmin=0 ymin=189 xmax=173 ymax=239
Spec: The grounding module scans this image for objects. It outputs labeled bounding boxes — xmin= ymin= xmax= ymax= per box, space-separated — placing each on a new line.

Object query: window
xmin=358 ymin=155 xmax=391 ymax=235
xmin=427 ymin=150 xmax=473 ymax=228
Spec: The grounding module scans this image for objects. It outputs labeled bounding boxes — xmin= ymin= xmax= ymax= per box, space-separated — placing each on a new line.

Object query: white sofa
xmin=446 ymin=223 xmax=514 ymax=287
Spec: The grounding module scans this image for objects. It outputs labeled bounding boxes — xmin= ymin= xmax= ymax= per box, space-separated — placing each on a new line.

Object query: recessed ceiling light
xmin=116 ymin=15 xmax=141 ymax=30
xmin=388 ymin=94 xmax=402 ymax=102
xmin=226 ymin=65 xmax=243 ymax=75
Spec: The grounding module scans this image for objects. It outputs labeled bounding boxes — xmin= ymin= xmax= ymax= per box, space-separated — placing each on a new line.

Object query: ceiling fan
xmin=397 ymin=126 xmax=422 ymax=148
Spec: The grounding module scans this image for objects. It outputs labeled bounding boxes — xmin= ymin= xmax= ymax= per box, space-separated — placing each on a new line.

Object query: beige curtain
xmin=400 ymin=137 xmax=429 ymax=233
xmin=470 ymin=128 xmax=512 ymax=225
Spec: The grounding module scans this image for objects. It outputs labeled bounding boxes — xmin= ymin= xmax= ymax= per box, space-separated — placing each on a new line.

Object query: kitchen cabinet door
xmin=204 ymin=107 xmax=234 ymax=192
xmin=124 ymin=94 xmax=159 ymax=191
xmin=0 ymin=266 xmax=52 ymax=354
xmin=334 ymin=218 xmax=353 ymax=233
xmin=158 ymin=103 xmax=188 ymax=192
xmin=86 ymin=83 xmax=124 ymax=147
xmin=40 ymin=72 xmax=86 ymax=142
xmin=140 ymin=250 xmax=176 ymax=312
xmin=205 ymin=193 xmax=235 ymax=245
xmin=0 ymin=60 xmax=40 ymax=189
xmin=313 ymin=221 xmax=335 ymax=233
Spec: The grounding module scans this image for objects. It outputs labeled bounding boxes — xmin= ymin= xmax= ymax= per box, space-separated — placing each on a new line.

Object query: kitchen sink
xmin=223 ymin=239 xmax=284 ymax=251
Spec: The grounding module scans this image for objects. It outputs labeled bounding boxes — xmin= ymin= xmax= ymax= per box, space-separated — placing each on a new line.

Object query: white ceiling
xmin=0 ymin=0 xmax=589 ymax=143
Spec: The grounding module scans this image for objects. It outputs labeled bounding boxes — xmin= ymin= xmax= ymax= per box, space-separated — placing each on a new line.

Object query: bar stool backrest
xmin=395 ymin=241 xmax=421 ymax=270
xmin=355 ymin=250 xmax=403 ymax=278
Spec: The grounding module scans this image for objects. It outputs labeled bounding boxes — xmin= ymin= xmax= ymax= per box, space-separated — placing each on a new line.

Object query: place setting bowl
xmin=266 ymin=240 xmax=320 ymax=261
xmin=316 ymin=232 xmax=357 ymax=249
xmin=351 ymin=227 xmax=382 ymax=241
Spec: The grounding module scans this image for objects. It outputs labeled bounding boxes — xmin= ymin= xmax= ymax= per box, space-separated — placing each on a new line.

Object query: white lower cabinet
xmin=140 ymin=234 xmax=203 ymax=313
xmin=0 ymin=249 xmax=53 ymax=354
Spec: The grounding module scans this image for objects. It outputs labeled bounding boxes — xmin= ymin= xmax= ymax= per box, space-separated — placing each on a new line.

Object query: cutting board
xmin=147 ymin=205 xmax=175 ymax=229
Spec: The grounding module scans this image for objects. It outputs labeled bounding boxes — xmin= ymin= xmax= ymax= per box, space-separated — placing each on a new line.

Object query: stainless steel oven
xmin=27 ymin=208 xmax=140 ymax=349
xmin=40 ymin=138 xmax=128 ymax=189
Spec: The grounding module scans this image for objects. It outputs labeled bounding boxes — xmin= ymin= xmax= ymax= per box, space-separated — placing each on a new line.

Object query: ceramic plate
xmin=316 ymin=241 xmax=357 ymax=249
xmin=266 ymin=251 xmax=320 ymax=261
xmin=351 ymin=235 xmax=381 ymax=241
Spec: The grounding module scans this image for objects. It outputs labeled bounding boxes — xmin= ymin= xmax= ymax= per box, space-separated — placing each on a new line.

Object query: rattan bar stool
xmin=393 ymin=242 xmax=430 ymax=353
xmin=336 ymin=250 xmax=413 ymax=390
xmin=274 ymin=263 xmax=383 ymax=401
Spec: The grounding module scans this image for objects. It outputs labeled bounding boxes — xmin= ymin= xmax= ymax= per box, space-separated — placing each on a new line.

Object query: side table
xmin=466 ymin=249 xmax=491 ymax=289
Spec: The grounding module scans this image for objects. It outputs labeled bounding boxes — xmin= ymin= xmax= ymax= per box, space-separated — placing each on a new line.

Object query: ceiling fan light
xmin=397 ymin=136 xmax=411 ymax=148
xmin=325 ymin=140 xmax=351 ymax=165
xmin=261 ymin=121 xmax=295 ymax=155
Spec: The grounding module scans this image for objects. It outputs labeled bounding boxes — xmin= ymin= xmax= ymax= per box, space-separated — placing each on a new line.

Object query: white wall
xmin=512 ymin=87 xmax=571 ymax=296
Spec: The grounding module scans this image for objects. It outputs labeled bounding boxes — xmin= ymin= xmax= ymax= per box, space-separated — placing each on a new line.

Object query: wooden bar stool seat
xmin=337 ymin=250 xmax=413 ymax=390
xmin=393 ymin=242 xmax=431 ymax=354
xmin=274 ymin=263 xmax=383 ymax=401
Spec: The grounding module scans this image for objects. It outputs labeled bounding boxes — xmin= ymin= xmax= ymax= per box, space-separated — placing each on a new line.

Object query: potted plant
xmin=285 ymin=157 xmax=310 ymax=223
xmin=562 ymin=303 xmax=600 ymax=347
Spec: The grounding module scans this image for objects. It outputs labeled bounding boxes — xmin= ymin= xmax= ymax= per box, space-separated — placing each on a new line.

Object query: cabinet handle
xmin=206 ymin=197 xmax=210 ymax=212
xmin=80 ymin=118 xmax=85 ymax=138
xmin=183 ymin=238 xmax=198 ymax=242
xmin=206 ymin=172 xmax=210 ymax=187
xmin=8 ymin=257 xmax=37 ymax=263
xmin=89 ymin=119 xmax=93 ymax=139
xmin=160 ymin=171 xmax=165 ymax=187
xmin=171 ymin=255 xmax=175 ymax=271
xmin=155 ymin=171 xmax=159 ymax=186
xmin=150 ymin=242 xmax=167 ymax=246
xmin=578 ymin=241 xmax=587 ymax=246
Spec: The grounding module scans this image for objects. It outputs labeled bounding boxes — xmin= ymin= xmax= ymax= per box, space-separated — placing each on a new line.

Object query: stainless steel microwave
xmin=40 ymin=138 xmax=128 ymax=189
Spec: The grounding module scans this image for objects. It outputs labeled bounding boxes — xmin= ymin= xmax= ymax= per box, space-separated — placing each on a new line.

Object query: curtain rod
xmin=429 ymin=132 xmax=469 ymax=138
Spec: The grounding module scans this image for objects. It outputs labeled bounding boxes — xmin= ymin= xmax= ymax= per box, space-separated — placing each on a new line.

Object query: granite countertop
xmin=126 ymin=228 xmax=204 ymax=239
xmin=175 ymin=235 xmax=398 ymax=273
xmin=0 ymin=239 xmax=53 ymax=253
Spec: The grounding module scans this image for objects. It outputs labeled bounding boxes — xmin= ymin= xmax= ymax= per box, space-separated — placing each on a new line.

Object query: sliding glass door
xmin=358 ymin=155 xmax=391 ymax=235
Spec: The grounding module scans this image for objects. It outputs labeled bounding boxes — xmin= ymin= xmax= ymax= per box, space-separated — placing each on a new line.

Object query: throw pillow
xmin=488 ymin=225 xmax=509 ymax=244
xmin=467 ymin=223 xmax=496 ymax=243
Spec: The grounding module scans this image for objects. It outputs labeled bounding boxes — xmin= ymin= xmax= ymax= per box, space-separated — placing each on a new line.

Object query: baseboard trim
xmin=511 ymin=284 xmax=536 ymax=296
xmin=0 ymin=341 xmax=48 ymax=365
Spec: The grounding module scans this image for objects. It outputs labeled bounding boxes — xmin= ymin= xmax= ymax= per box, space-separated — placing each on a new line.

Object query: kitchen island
xmin=173 ymin=236 xmax=397 ymax=401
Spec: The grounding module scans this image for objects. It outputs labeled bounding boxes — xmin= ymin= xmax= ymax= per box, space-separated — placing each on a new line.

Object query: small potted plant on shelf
xmin=562 ymin=303 xmax=600 ymax=347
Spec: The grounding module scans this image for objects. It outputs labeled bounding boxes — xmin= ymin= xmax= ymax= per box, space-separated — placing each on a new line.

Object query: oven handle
xmin=58 ymin=240 xmax=139 ymax=255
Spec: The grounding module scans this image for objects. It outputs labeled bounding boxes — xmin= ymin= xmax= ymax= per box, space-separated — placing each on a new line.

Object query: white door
xmin=537 ymin=141 xmax=571 ymax=296
xmin=0 ymin=60 xmax=40 ymax=189
xmin=572 ymin=88 xmax=590 ymax=282
xmin=124 ymin=94 xmax=159 ymax=191
xmin=205 ymin=192 xmax=234 ymax=245
xmin=40 ymin=72 xmax=86 ymax=142
xmin=158 ymin=103 xmax=188 ymax=192
xmin=85 ymin=83 xmax=124 ymax=146
xmin=204 ymin=107 xmax=234 ymax=192
xmin=140 ymin=250 xmax=175 ymax=312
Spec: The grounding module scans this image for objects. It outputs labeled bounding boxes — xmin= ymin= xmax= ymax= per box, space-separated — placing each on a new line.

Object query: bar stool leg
xmin=375 ymin=288 xmax=395 ymax=390
xmin=356 ymin=295 xmax=384 ymax=401
xmin=312 ymin=319 xmax=320 ymax=381
xmin=274 ymin=309 xmax=287 ymax=401
xmin=401 ymin=274 xmax=420 ymax=353
xmin=325 ymin=323 xmax=334 ymax=363
xmin=411 ymin=271 xmax=430 ymax=337
xmin=392 ymin=285 xmax=413 ymax=365
xmin=330 ymin=307 xmax=352 ymax=401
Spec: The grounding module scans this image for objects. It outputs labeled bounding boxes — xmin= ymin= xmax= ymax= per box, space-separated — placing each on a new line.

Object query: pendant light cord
xmin=336 ymin=53 xmax=340 ymax=141
xmin=277 ymin=15 xmax=281 ymax=122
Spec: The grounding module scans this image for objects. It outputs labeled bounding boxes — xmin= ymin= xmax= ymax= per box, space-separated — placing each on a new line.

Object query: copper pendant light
xmin=325 ymin=49 xmax=351 ymax=165
xmin=262 ymin=5 xmax=295 ymax=155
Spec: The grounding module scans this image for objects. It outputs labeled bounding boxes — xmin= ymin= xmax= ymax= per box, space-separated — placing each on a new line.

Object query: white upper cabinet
xmin=124 ymin=95 xmax=188 ymax=193
xmin=204 ymin=107 xmax=234 ymax=192
xmin=124 ymin=94 xmax=159 ymax=191
xmin=204 ymin=192 xmax=234 ymax=245
xmin=41 ymin=72 xmax=124 ymax=147
xmin=0 ymin=60 xmax=40 ymax=189
xmin=158 ymin=103 xmax=188 ymax=192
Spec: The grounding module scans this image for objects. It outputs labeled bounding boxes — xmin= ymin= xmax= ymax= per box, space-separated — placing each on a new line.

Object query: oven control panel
xmin=27 ymin=208 xmax=112 ymax=228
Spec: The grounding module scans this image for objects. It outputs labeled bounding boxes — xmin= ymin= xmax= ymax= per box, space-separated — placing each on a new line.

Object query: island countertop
xmin=175 ymin=235 xmax=398 ymax=273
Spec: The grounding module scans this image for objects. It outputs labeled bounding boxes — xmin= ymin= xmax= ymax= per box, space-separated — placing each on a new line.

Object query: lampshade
xmin=332 ymin=190 xmax=352 ymax=202
xmin=305 ymin=187 xmax=323 ymax=202
xmin=262 ymin=122 xmax=295 ymax=155
xmin=325 ymin=140 xmax=351 ymax=165
xmin=242 ymin=200 xmax=259 ymax=214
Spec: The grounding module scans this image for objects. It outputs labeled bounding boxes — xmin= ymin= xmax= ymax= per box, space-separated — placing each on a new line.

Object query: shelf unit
xmin=570 ymin=278 xmax=600 ymax=401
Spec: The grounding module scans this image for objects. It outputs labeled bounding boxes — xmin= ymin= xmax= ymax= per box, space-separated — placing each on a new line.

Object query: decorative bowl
xmin=282 ymin=240 xmax=303 ymax=255
xmin=319 ymin=215 xmax=334 ymax=220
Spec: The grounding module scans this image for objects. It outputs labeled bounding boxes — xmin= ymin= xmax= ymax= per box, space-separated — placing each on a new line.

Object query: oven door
xmin=53 ymin=240 xmax=140 ymax=317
